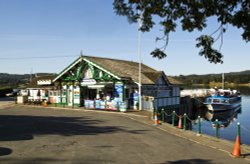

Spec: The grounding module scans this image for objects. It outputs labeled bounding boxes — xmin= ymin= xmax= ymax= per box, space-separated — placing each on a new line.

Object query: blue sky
xmin=0 ymin=0 xmax=249 ymax=76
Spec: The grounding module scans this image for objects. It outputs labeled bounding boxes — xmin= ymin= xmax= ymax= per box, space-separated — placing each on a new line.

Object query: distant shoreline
xmin=190 ymin=83 xmax=250 ymax=88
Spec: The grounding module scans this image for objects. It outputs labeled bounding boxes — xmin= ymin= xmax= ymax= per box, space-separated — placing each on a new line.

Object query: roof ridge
xmin=83 ymin=55 xmax=158 ymax=72
xmin=83 ymin=55 xmax=138 ymax=64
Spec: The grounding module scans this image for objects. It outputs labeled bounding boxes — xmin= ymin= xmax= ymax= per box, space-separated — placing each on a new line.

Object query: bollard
xmin=232 ymin=122 xmax=241 ymax=157
xmin=178 ymin=115 xmax=183 ymax=129
xmin=183 ymin=113 xmax=187 ymax=130
xmin=161 ymin=109 xmax=165 ymax=123
xmin=197 ymin=116 xmax=201 ymax=135
xmin=152 ymin=108 xmax=155 ymax=119
xmin=238 ymin=122 xmax=241 ymax=142
xmin=154 ymin=112 xmax=159 ymax=125
xmin=172 ymin=111 xmax=175 ymax=127
xmin=215 ymin=119 xmax=219 ymax=138
xmin=43 ymin=100 xmax=47 ymax=107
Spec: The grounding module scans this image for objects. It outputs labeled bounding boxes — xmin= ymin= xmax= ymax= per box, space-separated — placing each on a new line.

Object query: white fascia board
xmin=83 ymin=58 xmax=121 ymax=80
xmin=53 ymin=57 xmax=83 ymax=82
xmin=134 ymin=82 xmax=140 ymax=86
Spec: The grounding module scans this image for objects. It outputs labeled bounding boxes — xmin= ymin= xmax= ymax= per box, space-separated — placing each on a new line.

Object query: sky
xmin=0 ymin=0 xmax=249 ymax=76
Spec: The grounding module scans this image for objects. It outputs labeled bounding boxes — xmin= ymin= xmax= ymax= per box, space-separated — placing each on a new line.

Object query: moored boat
xmin=204 ymin=89 xmax=241 ymax=111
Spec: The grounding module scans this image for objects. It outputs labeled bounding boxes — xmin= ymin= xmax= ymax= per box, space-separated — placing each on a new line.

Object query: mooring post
xmin=237 ymin=122 xmax=241 ymax=143
xmin=152 ymin=104 xmax=155 ymax=119
xmin=198 ymin=116 xmax=201 ymax=135
xmin=183 ymin=113 xmax=187 ymax=130
xmin=215 ymin=119 xmax=219 ymax=138
xmin=172 ymin=111 xmax=175 ymax=127
xmin=161 ymin=109 xmax=165 ymax=123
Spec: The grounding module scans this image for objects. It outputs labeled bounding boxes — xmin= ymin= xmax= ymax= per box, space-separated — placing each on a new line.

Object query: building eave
xmin=53 ymin=57 xmax=83 ymax=82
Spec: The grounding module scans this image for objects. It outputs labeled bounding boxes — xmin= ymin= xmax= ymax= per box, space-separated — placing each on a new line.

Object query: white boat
xmin=204 ymin=89 xmax=241 ymax=111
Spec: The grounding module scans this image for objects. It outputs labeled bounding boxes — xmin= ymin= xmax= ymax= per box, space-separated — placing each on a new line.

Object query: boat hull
xmin=205 ymin=96 xmax=241 ymax=112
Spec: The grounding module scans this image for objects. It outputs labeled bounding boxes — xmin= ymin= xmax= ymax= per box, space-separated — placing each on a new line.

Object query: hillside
xmin=170 ymin=70 xmax=250 ymax=86
xmin=1 ymin=70 xmax=250 ymax=88
xmin=0 ymin=73 xmax=56 ymax=88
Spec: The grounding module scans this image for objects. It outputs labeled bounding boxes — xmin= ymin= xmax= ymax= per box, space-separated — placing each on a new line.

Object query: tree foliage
xmin=172 ymin=70 xmax=250 ymax=86
xmin=113 ymin=0 xmax=250 ymax=64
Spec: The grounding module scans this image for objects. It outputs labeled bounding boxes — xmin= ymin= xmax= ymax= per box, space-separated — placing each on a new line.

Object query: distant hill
xmin=170 ymin=70 xmax=250 ymax=86
xmin=0 ymin=73 xmax=56 ymax=88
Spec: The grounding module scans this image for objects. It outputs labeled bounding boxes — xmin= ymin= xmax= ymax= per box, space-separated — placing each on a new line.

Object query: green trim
xmin=64 ymin=76 xmax=77 ymax=81
xmin=72 ymin=83 xmax=74 ymax=108
xmin=76 ymin=62 xmax=86 ymax=80
xmin=53 ymin=56 xmax=83 ymax=82
xmin=60 ymin=90 xmax=63 ymax=104
xmin=66 ymin=85 xmax=68 ymax=105
xmin=83 ymin=57 xmax=121 ymax=80
xmin=53 ymin=56 xmax=122 ymax=84
xmin=93 ymin=67 xmax=101 ymax=80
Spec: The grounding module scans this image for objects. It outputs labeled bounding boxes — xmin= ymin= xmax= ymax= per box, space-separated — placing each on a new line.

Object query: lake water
xmin=191 ymin=86 xmax=250 ymax=146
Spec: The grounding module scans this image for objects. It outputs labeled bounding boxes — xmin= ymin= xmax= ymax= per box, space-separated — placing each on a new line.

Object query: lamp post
xmin=137 ymin=9 xmax=143 ymax=111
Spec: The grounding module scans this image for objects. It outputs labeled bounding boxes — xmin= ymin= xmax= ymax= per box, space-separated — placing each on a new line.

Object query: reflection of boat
xmin=204 ymin=89 xmax=241 ymax=111
xmin=205 ymin=107 xmax=242 ymax=128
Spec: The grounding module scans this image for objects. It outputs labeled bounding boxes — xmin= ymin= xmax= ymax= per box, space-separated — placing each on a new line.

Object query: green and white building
xmin=27 ymin=55 xmax=181 ymax=111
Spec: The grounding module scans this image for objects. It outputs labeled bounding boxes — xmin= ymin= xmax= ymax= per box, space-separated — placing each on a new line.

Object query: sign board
xmin=81 ymin=79 xmax=96 ymax=86
xmin=115 ymin=82 xmax=123 ymax=102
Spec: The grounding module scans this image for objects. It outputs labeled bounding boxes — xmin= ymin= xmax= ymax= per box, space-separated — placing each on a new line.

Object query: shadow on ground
xmin=0 ymin=157 xmax=115 ymax=163
xmin=0 ymin=147 xmax=12 ymax=156
xmin=164 ymin=159 xmax=213 ymax=164
xmin=0 ymin=115 xmax=149 ymax=142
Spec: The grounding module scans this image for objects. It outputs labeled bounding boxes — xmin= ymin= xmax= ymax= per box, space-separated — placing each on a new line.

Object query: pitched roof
xmin=27 ymin=75 xmax=56 ymax=88
xmin=53 ymin=55 xmax=180 ymax=85
xmin=167 ymin=76 xmax=183 ymax=85
xmin=83 ymin=56 xmax=159 ymax=84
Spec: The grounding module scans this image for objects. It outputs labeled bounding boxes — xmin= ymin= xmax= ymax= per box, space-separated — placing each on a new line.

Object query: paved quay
xmin=0 ymin=103 xmax=250 ymax=163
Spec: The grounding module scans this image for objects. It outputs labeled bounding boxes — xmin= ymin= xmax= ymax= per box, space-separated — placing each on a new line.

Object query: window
xmin=213 ymin=99 xmax=220 ymax=103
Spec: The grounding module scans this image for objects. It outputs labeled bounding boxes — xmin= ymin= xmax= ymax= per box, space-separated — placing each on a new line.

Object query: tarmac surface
xmin=0 ymin=102 xmax=250 ymax=163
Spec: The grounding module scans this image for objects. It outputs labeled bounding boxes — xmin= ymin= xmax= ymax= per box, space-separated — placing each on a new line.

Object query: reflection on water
xmin=177 ymin=86 xmax=250 ymax=145
xmin=205 ymin=107 xmax=242 ymax=128
xmin=189 ymin=86 xmax=250 ymax=145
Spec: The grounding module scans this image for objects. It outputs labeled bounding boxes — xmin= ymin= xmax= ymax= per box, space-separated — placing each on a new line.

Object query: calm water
xmin=192 ymin=86 xmax=250 ymax=146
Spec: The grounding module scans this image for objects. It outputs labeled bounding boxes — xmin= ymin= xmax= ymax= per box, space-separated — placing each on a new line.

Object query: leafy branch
xmin=113 ymin=0 xmax=250 ymax=64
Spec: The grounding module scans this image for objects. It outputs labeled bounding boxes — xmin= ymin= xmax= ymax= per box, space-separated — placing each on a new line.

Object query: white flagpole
xmin=137 ymin=9 xmax=143 ymax=111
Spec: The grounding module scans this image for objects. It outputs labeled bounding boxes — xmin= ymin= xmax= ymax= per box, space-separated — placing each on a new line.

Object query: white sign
xmin=37 ymin=80 xmax=52 ymax=85
xmin=81 ymin=79 xmax=96 ymax=86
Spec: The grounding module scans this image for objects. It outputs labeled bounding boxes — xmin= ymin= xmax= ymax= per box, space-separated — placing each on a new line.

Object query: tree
xmin=113 ymin=0 xmax=250 ymax=64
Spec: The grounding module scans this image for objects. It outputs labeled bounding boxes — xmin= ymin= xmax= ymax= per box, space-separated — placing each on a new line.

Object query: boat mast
xmin=222 ymin=72 xmax=224 ymax=90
